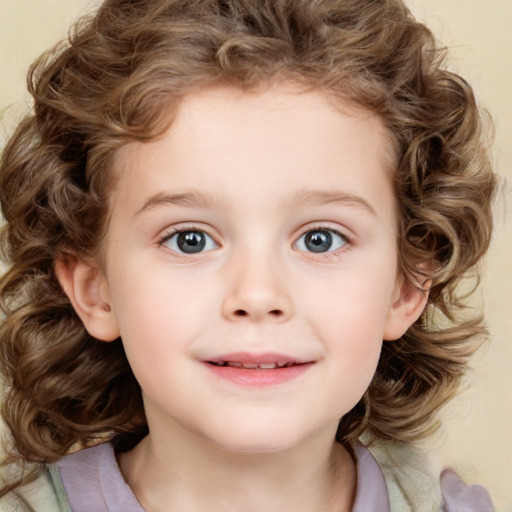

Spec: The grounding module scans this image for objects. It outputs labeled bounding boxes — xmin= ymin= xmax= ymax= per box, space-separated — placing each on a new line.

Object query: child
xmin=0 ymin=0 xmax=498 ymax=510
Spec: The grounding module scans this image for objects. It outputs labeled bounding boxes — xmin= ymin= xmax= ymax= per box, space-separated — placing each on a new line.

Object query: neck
xmin=119 ymin=424 xmax=356 ymax=512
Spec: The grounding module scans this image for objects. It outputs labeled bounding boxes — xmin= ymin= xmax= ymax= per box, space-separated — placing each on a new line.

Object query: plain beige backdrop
xmin=1 ymin=0 xmax=511 ymax=510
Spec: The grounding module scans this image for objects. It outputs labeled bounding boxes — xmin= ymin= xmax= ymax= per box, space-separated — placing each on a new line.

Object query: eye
xmin=295 ymin=229 xmax=347 ymax=253
xmin=161 ymin=229 xmax=218 ymax=254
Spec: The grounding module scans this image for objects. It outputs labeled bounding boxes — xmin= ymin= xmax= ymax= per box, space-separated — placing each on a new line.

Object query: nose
xmin=221 ymin=253 xmax=293 ymax=323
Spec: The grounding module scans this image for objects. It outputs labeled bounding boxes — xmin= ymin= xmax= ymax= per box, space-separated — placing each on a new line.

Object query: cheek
xmin=110 ymin=261 xmax=204 ymax=327
xmin=303 ymin=263 xmax=396 ymax=391
xmin=306 ymin=264 xmax=396 ymax=341
xmin=109 ymin=286 xmax=199 ymax=405
xmin=108 ymin=269 xmax=218 ymax=375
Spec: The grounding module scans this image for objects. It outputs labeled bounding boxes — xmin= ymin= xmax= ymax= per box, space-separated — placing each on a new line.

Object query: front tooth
xmin=259 ymin=363 xmax=277 ymax=369
xmin=217 ymin=361 xmax=226 ymax=366
xmin=242 ymin=362 xmax=258 ymax=369
xmin=277 ymin=362 xmax=287 ymax=367
xmin=228 ymin=362 xmax=242 ymax=367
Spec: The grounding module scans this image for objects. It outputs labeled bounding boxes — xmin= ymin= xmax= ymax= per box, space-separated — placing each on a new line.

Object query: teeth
xmin=211 ymin=361 xmax=298 ymax=369
xmin=258 ymin=363 xmax=278 ymax=369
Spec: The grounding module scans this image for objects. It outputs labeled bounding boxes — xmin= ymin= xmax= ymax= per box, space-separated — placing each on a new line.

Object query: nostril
xmin=232 ymin=309 xmax=283 ymax=317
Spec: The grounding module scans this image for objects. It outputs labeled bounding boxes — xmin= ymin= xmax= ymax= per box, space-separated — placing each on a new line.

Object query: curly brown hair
xmin=0 ymin=0 xmax=497 ymax=484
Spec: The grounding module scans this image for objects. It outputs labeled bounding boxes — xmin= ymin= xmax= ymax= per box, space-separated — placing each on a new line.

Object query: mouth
xmin=202 ymin=352 xmax=314 ymax=387
xmin=207 ymin=361 xmax=301 ymax=370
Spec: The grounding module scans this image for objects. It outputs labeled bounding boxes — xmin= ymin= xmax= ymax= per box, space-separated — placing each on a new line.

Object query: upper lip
xmin=204 ymin=352 xmax=312 ymax=365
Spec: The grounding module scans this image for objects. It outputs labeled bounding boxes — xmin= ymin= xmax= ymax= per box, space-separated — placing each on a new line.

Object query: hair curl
xmin=0 ymin=0 xmax=497 ymax=482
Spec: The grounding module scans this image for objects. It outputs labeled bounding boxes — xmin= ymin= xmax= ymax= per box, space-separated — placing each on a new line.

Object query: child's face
xmin=72 ymin=85 xmax=424 ymax=453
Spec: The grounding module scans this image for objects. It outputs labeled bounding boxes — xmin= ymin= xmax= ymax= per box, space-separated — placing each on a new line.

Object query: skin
xmin=57 ymin=84 xmax=427 ymax=511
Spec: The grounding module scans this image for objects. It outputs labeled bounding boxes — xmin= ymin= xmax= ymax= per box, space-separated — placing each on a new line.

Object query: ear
xmin=55 ymin=253 xmax=120 ymax=342
xmin=383 ymin=273 xmax=430 ymax=341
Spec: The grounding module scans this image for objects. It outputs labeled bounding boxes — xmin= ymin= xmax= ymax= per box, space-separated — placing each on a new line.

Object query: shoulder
xmin=57 ymin=442 xmax=144 ymax=512
xmin=0 ymin=464 xmax=71 ymax=512
xmin=0 ymin=442 xmax=127 ymax=512
xmin=0 ymin=443 xmax=114 ymax=512
xmin=440 ymin=469 xmax=495 ymax=512
xmin=363 ymin=440 xmax=495 ymax=512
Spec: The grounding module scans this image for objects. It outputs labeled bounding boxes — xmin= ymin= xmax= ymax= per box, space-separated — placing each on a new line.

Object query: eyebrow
xmin=291 ymin=189 xmax=377 ymax=216
xmin=134 ymin=191 xmax=217 ymax=217
xmin=134 ymin=189 xmax=377 ymax=217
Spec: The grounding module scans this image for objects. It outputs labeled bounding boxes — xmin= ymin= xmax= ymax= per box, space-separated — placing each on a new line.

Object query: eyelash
xmin=158 ymin=226 xmax=217 ymax=256
xmin=157 ymin=225 xmax=352 ymax=259
xmin=294 ymin=225 xmax=351 ymax=261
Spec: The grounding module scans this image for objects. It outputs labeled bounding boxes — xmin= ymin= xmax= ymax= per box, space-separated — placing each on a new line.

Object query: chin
xmin=215 ymin=439 xmax=300 ymax=456
xmin=204 ymin=420 xmax=317 ymax=456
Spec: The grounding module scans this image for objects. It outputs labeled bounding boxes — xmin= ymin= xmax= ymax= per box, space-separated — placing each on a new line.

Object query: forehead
xmin=111 ymin=84 xmax=397 ymax=218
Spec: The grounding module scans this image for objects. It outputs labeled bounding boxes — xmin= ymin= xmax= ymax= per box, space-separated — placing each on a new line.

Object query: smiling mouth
xmin=204 ymin=356 xmax=314 ymax=386
xmin=208 ymin=361 xmax=300 ymax=370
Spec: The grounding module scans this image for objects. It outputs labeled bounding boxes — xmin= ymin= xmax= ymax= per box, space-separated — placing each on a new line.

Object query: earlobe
xmin=383 ymin=274 xmax=430 ymax=341
xmin=55 ymin=253 xmax=120 ymax=342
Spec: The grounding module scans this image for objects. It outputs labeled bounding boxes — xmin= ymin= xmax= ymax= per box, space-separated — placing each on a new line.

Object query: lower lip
xmin=203 ymin=362 xmax=314 ymax=387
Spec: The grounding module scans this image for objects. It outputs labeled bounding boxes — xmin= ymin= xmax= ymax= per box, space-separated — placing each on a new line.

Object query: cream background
xmin=0 ymin=0 xmax=511 ymax=510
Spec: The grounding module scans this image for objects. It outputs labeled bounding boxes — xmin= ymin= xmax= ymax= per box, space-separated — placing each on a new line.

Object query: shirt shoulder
xmin=57 ymin=442 xmax=144 ymax=512
xmin=0 ymin=464 xmax=71 ymax=512
xmin=362 ymin=440 xmax=495 ymax=512
xmin=440 ymin=469 xmax=495 ymax=512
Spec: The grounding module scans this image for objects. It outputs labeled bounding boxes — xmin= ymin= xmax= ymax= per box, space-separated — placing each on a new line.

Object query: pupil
xmin=177 ymin=231 xmax=205 ymax=253
xmin=305 ymin=230 xmax=332 ymax=253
